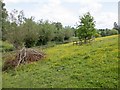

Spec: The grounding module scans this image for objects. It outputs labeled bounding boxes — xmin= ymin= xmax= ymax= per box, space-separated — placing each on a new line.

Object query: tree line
xmin=1 ymin=1 xmax=118 ymax=49
xmin=1 ymin=5 xmax=75 ymax=49
xmin=97 ymin=28 xmax=118 ymax=37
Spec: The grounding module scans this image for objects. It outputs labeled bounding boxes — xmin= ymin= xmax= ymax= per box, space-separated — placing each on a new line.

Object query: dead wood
xmin=2 ymin=48 xmax=45 ymax=71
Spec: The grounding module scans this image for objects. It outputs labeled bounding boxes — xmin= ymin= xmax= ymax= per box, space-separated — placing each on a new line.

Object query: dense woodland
xmin=0 ymin=1 xmax=118 ymax=50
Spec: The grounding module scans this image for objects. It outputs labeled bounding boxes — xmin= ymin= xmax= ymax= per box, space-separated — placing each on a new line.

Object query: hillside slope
xmin=2 ymin=35 xmax=118 ymax=88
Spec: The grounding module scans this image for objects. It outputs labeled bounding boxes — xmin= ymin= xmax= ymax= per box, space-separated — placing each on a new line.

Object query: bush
xmin=95 ymin=33 xmax=101 ymax=38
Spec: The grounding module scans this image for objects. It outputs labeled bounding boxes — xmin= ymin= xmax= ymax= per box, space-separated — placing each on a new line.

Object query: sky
xmin=3 ymin=0 xmax=119 ymax=29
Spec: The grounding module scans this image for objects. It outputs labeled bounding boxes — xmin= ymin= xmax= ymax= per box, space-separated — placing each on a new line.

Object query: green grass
xmin=0 ymin=41 xmax=14 ymax=52
xmin=2 ymin=35 xmax=118 ymax=88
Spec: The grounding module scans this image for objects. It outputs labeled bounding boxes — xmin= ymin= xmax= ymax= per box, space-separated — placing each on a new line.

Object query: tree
xmin=114 ymin=22 xmax=120 ymax=34
xmin=53 ymin=22 xmax=63 ymax=30
xmin=0 ymin=1 xmax=9 ymax=40
xmin=6 ymin=10 xmax=25 ymax=49
xmin=107 ymin=29 xmax=118 ymax=35
xmin=52 ymin=22 xmax=65 ymax=42
xmin=77 ymin=12 xmax=96 ymax=43
xmin=64 ymin=26 xmax=74 ymax=40
xmin=23 ymin=17 xmax=39 ymax=48
xmin=36 ymin=20 xmax=57 ymax=46
xmin=98 ymin=28 xmax=118 ymax=37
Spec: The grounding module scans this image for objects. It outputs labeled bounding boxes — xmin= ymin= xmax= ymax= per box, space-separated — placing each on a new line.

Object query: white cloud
xmin=63 ymin=0 xmax=118 ymax=3
xmin=4 ymin=0 xmax=118 ymax=28
xmin=4 ymin=0 xmax=25 ymax=3
xmin=95 ymin=12 xmax=117 ymax=28
xmin=4 ymin=0 xmax=42 ymax=3
xmin=75 ymin=0 xmax=117 ymax=28
xmin=23 ymin=0 xmax=77 ymax=26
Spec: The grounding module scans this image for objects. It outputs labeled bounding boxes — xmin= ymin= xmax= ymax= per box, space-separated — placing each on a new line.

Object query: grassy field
xmin=2 ymin=35 xmax=118 ymax=88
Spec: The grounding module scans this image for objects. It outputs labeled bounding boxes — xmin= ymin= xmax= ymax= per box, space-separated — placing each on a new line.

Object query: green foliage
xmin=64 ymin=26 xmax=74 ymax=40
xmin=5 ymin=10 xmax=25 ymax=49
xmin=3 ymin=10 xmax=75 ymax=49
xmin=94 ymin=33 xmax=101 ymax=38
xmin=2 ymin=35 xmax=118 ymax=88
xmin=2 ymin=8 xmax=117 ymax=50
xmin=77 ymin=12 xmax=96 ymax=43
xmin=107 ymin=29 xmax=118 ymax=35
xmin=1 ymin=1 xmax=9 ymax=41
xmin=0 ymin=41 xmax=14 ymax=52
xmin=114 ymin=22 xmax=120 ymax=33
xmin=36 ymin=20 xmax=57 ymax=45
xmin=24 ymin=37 xmax=36 ymax=48
xmin=22 ymin=17 xmax=39 ymax=48
xmin=99 ymin=29 xmax=118 ymax=37
xmin=53 ymin=22 xmax=63 ymax=30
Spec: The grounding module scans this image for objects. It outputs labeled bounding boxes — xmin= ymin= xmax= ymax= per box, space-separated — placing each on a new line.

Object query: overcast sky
xmin=4 ymin=0 xmax=119 ymax=29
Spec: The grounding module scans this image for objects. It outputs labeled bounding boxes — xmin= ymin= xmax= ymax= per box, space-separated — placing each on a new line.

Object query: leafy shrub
xmin=95 ymin=33 xmax=101 ymax=38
